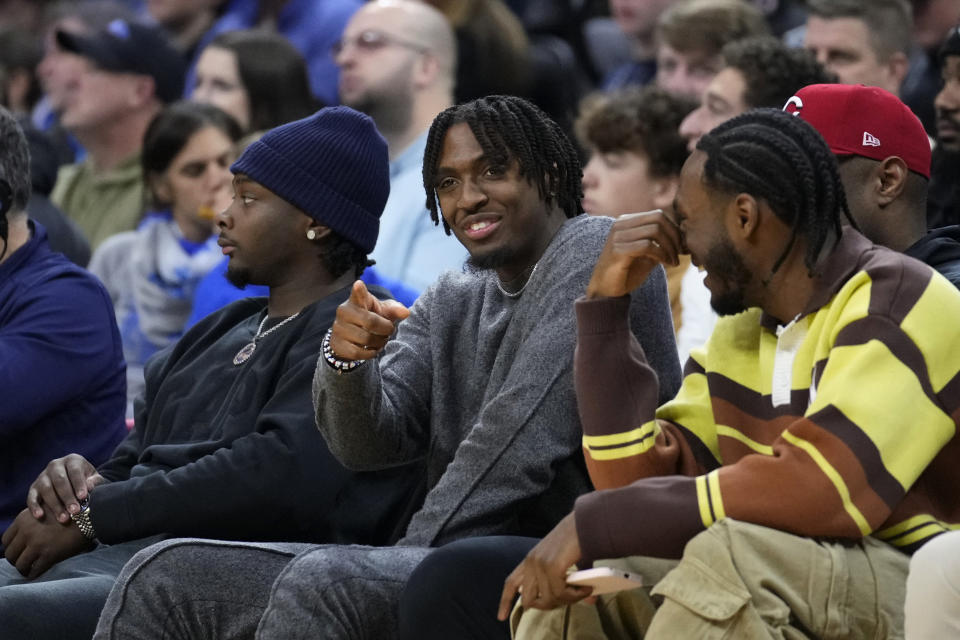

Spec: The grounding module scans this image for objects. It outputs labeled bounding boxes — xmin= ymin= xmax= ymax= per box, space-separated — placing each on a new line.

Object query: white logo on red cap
xmin=783 ymin=96 xmax=803 ymax=115
xmin=862 ymin=132 xmax=880 ymax=147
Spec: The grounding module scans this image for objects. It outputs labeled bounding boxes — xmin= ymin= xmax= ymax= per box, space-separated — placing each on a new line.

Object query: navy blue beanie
xmin=231 ymin=106 xmax=389 ymax=254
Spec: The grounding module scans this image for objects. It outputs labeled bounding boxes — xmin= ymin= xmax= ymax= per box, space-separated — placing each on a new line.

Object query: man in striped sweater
xmin=485 ymin=109 xmax=960 ymax=639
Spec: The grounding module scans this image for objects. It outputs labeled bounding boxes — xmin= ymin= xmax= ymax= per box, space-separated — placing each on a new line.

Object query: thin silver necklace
xmin=495 ymin=262 xmax=539 ymax=298
xmin=233 ymin=311 xmax=302 ymax=365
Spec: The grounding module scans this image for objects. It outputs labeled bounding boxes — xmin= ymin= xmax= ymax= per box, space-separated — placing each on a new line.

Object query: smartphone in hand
xmin=566 ymin=567 xmax=645 ymax=595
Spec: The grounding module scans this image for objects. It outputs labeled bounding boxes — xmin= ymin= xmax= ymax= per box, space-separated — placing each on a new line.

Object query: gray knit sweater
xmin=313 ymin=215 xmax=681 ymax=547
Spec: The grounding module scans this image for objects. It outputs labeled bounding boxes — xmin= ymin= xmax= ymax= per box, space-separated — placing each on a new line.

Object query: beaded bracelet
xmin=322 ymin=328 xmax=366 ymax=374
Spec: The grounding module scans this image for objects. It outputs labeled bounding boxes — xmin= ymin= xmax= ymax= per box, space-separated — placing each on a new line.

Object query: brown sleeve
xmin=574 ymin=296 xmax=698 ymax=489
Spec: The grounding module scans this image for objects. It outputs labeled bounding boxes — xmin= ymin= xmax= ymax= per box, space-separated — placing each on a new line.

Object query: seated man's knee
xmin=401 ymin=545 xmax=459 ymax=611
xmin=399 ymin=537 xmax=536 ymax=640
xmin=404 ymin=539 xmax=500 ymax=601
xmin=119 ymin=540 xmax=193 ymax=583
xmin=910 ymin=530 xmax=960 ymax=578
xmin=906 ymin=530 xmax=960 ymax=636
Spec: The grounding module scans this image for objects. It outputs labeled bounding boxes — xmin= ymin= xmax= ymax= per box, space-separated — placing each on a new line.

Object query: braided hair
xmin=696 ymin=108 xmax=856 ymax=276
xmin=422 ymin=95 xmax=582 ymax=233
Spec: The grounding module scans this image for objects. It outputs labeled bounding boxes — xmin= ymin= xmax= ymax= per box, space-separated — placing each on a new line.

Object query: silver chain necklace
xmin=496 ymin=262 xmax=539 ymax=298
xmin=233 ymin=311 xmax=302 ymax=365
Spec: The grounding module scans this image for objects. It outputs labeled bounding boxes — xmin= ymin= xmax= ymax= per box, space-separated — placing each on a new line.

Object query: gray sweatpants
xmin=93 ymin=538 xmax=434 ymax=640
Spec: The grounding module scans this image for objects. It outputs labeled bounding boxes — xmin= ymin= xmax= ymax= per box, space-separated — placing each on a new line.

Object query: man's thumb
xmin=349 ymin=280 xmax=374 ymax=309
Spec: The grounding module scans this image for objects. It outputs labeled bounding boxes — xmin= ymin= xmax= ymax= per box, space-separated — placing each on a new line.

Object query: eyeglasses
xmin=331 ymin=29 xmax=430 ymax=57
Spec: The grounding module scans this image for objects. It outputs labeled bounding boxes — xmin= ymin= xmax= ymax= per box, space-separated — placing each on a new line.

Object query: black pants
xmin=398 ymin=536 xmax=539 ymax=640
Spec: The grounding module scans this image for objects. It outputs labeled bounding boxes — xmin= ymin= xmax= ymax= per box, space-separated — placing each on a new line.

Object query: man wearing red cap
xmin=785 ymin=82 xmax=960 ymax=288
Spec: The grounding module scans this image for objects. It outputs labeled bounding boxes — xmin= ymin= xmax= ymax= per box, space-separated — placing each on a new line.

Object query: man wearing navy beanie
xmin=229 ymin=106 xmax=388 ymax=257
xmin=0 ymin=107 xmax=420 ymax=639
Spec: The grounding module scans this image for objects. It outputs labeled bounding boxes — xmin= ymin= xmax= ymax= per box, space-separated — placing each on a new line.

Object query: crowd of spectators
xmin=1 ymin=0 xmax=959 ymax=638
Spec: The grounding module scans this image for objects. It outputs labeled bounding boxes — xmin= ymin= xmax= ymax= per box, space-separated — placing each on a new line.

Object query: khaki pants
xmin=512 ymin=519 xmax=908 ymax=640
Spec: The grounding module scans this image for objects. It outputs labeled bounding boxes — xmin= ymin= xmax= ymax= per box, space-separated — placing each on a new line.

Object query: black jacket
xmin=91 ymin=286 xmax=421 ymax=546
xmin=905 ymin=225 xmax=960 ymax=289
xmin=927 ymin=148 xmax=960 ymax=231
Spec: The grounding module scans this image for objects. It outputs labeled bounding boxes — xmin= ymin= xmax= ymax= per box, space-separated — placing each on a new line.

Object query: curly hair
xmin=422 ymin=95 xmax=582 ymax=233
xmin=697 ymin=108 xmax=857 ymax=276
xmin=575 ymin=86 xmax=696 ymax=178
xmin=317 ymin=230 xmax=373 ymax=279
xmin=722 ymin=37 xmax=837 ymax=110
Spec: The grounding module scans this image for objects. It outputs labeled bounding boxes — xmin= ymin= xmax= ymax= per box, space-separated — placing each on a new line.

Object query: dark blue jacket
xmin=0 ymin=222 xmax=126 ymax=534
xmin=905 ymin=225 xmax=960 ymax=290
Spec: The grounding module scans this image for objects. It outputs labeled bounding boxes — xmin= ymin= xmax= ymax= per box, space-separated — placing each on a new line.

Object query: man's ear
xmin=886 ymin=51 xmax=910 ymax=92
xmin=128 ymin=75 xmax=157 ymax=108
xmin=305 ymin=219 xmax=332 ymax=241
xmin=726 ymin=192 xmax=760 ymax=241
xmin=651 ymin=175 xmax=680 ymax=211
xmin=413 ymin=52 xmax=440 ymax=89
xmin=876 ymin=156 xmax=909 ymax=206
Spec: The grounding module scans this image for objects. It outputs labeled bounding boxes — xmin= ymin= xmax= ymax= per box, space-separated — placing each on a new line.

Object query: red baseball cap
xmin=783 ymin=83 xmax=931 ymax=179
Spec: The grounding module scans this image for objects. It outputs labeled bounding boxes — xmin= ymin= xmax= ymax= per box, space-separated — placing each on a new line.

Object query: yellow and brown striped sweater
xmin=573 ymin=231 xmax=960 ymax=561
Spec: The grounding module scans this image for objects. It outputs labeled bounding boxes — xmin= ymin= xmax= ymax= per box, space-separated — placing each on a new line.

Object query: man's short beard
xmin=465 ymin=247 xmax=514 ymax=272
xmin=225 ymin=264 xmax=252 ymax=289
xmin=347 ymin=75 xmax=414 ymax=139
xmin=704 ymin=238 xmax=752 ymax=316
xmin=937 ymin=106 xmax=960 ymax=152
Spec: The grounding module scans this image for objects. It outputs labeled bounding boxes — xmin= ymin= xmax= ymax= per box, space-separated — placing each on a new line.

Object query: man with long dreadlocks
xmin=403 ymin=108 xmax=960 ymax=640
xmin=90 ymin=95 xmax=681 ymax=640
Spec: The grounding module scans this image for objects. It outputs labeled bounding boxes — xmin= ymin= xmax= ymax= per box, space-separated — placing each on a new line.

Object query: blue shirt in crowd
xmin=370 ymin=132 xmax=468 ymax=292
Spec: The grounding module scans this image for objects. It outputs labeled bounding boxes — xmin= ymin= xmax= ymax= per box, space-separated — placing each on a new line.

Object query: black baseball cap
xmin=56 ymin=19 xmax=185 ymax=103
